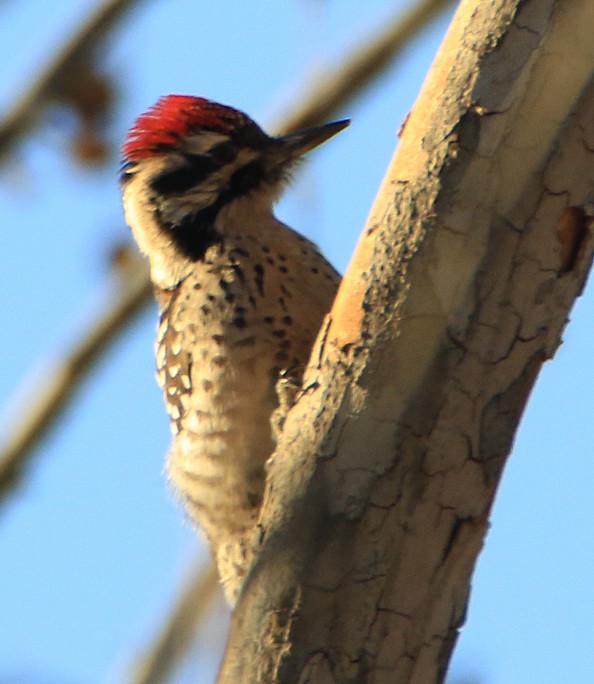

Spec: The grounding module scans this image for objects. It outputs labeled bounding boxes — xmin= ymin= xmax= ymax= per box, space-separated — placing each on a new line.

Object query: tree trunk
xmin=219 ymin=1 xmax=594 ymax=681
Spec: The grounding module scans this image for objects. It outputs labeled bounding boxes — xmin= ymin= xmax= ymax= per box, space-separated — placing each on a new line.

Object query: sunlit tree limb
xmin=220 ymin=1 xmax=594 ymax=681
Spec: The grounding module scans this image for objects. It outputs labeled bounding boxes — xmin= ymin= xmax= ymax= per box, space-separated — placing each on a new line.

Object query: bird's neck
xmin=123 ymin=180 xmax=282 ymax=290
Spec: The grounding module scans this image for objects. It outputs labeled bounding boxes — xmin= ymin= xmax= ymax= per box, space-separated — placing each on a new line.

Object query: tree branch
xmin=219 ymin=1 xmax=594 ymax=681
xmin=0 ymin=0 xmax=144 ymax=158
xmin=274 ymin=0 xmax=455 ymax=133
xmin=0 ymin=251 xmax=152 ymax=503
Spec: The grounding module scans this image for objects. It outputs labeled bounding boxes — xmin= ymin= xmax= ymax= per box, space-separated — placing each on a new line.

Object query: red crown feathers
xmin=122 ymin=95 xmax=249 ymax=161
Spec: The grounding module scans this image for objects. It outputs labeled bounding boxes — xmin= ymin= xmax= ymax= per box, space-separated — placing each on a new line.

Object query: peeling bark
xmin=218 ymin=1 xmax=594 ymax=682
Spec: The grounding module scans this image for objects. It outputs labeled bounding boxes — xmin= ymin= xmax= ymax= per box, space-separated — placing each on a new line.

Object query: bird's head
xmin=120 ymin=95 xmax=348 ymax=283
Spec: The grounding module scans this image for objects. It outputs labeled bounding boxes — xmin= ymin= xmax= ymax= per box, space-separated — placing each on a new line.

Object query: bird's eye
xmin=228 ymin=160 xmax=265 ymax=196
xmin=209 ymin=142 xmax=237 ymax=164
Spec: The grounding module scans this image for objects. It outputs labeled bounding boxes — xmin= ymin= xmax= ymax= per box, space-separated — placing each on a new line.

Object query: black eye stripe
xmin=150 ymin=155 xmax=220 ymax=195
xmin=209 ymin=141 xmax=238 ymax=164
xmin=159 ymin=159 xmax=265 ymax=261
xmin=183 ymin=153 xmax=223 ymax=173
xmin=227 ymin=160 xmax=265 ymax=196
xmin=150 ymin=147 xmax=265 ymax=199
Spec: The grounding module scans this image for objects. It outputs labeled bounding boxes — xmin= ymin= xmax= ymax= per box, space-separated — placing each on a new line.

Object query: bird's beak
xmin=277 ymin=119 xmax=350 ymax=158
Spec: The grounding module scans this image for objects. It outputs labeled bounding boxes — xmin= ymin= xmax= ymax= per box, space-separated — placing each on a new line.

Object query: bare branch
xmin=0 ymin=250 xmax=152 ymax=503
xmin=275 ymin=0 xmax=455 ymax=134
xmin=128 ymin=562 xmax=220 ymax=684
xmin=219 ymin=1 xmax=594 ymax=681
xmin=0 ymin=0 xmax=144 ymax=158
xmin=0 ymin=0 xmax=454 ymax=158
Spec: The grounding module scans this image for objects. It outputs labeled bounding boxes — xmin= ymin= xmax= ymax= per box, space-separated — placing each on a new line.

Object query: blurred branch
xmin=274 ymin=0 xmax=455 ymax=134
xmin=0 ymin=250 xmax=152 ymax=503
xmin=0 ymin=0 xmax=144 ymax=158
xmin=0 ymin=0 xmax=452 ymax=505
xmin=128 ymin=562 xmax=220 ymax=684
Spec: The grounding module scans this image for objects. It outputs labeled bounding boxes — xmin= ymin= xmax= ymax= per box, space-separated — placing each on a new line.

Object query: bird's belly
xmin=166 ymin=330 xmax=277 ymax=540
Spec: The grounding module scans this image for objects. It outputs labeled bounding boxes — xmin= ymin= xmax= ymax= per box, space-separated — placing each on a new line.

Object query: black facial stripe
xmin=150 ymin=154 xmax=221 ymax=195
xmin=209 ymin=141 xmax=238 ymax=164
xmin=158 ymin=203 xmax=224 ymax=261
xmin=154 ymin=152 xmax=268 ymax=262
xmin=226 ymin=160 xmax=266 ymax=198
xmin=158 ymin=159 xmax=262 ymax=261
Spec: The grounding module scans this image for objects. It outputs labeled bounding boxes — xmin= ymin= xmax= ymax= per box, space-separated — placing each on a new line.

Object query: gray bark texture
xmin=218 ymin=1 xmax=594 ymax=682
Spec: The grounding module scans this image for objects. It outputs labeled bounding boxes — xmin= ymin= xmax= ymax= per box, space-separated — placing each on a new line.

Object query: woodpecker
xmin=120 ymin=95 xmax=348 ymax=601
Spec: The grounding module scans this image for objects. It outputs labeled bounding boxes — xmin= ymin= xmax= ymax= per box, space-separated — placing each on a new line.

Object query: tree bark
xmin=219 ymin=1 xmax=594 ymax=682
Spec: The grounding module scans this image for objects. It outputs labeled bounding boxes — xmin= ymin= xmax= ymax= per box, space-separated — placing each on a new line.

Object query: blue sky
xmin=1 ymin=1 xmax=593 ymax=682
